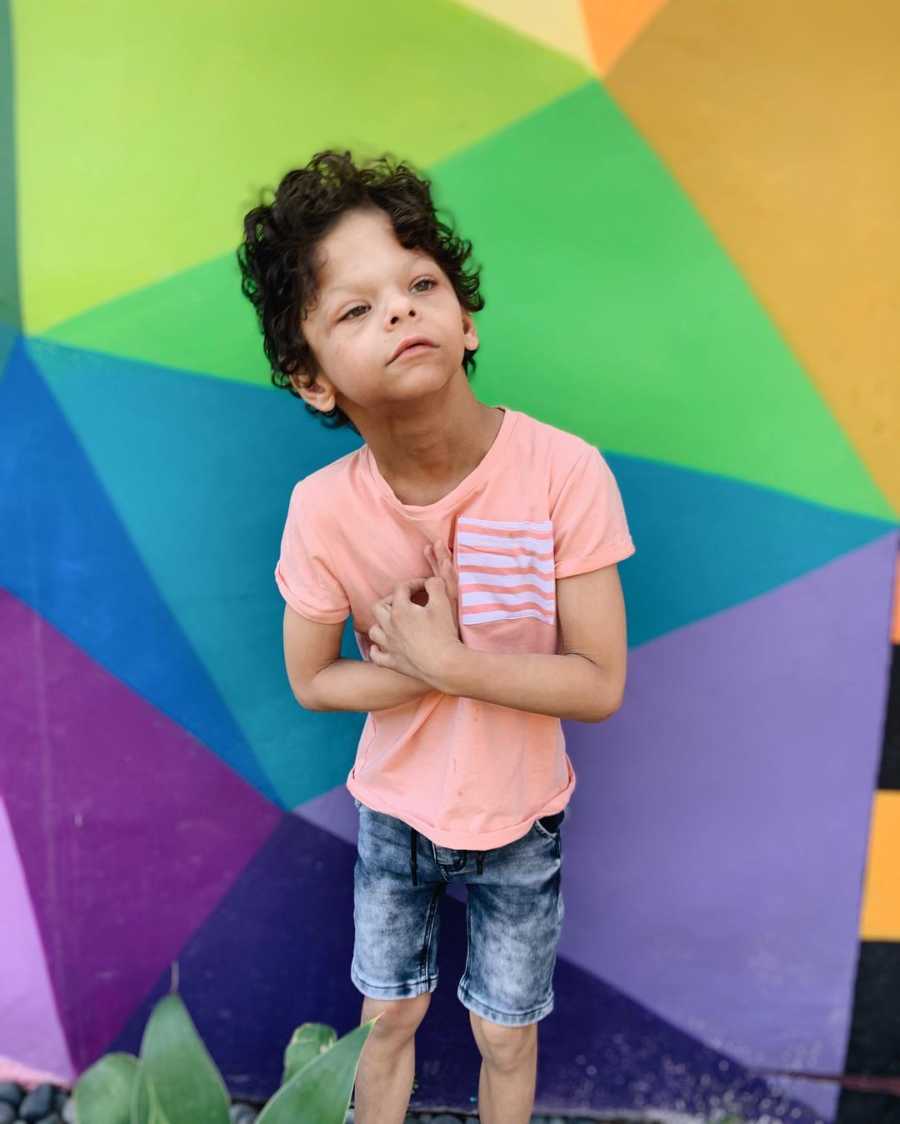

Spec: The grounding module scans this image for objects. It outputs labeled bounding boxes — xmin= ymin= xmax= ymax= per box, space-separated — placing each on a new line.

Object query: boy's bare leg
xmin=353 ymin=993 xmax=431 ymax=1124
xmin=469 ymin=1011 xmax=538 ymax=1124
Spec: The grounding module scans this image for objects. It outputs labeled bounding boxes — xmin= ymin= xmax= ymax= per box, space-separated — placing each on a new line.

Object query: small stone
xmin=0 ymin=1086 xmax=23 ymax=1110
xmin=61 ymin=1095 xmax=78 ymax=1124
xmin=0 ymin=1103 xmax=17 ymax=1124
xmin=228 ymin=1105 xmax=257 ymax=1124
xmin=18 ymin=1084 xmax=55 ymax=1122
xmin=0 ymin=1088 xmax=23 ymax=1115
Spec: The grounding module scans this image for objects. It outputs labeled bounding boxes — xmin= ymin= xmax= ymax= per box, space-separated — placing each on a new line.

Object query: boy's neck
xmin=365 ymin=389 xmax=504 ymax=507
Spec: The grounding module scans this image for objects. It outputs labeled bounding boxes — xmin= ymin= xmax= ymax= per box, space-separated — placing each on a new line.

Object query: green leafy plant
xmin=73 ymin=991 xmax=381 ymax=1124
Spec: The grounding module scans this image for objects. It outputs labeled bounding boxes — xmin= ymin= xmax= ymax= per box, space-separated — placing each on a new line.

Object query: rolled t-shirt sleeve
xmin=552 ymin=445 xmax=636 ymax=580
xmin=274 ymin=482 xmax=350 ymax=624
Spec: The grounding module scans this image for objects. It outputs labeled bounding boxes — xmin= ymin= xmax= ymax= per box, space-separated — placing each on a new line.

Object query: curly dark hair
xmin=236 ymin=149 xmax=486 ymax=436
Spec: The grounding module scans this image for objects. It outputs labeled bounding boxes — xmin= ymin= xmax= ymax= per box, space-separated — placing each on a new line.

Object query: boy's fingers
xmin=368 ymin=623 xmax=386 ymax=646
xmin=394 ymin=578 xmax=428 ymax=602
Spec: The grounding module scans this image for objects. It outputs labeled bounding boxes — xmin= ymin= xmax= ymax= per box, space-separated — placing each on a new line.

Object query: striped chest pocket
xmin=454 ymin=517 xmax=556 ymax=627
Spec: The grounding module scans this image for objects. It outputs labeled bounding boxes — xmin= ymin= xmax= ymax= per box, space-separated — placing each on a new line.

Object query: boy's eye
xmin=339 ymin=277 xmax=436 ymax=321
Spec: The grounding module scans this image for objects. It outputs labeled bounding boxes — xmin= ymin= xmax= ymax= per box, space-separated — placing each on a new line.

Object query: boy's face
xmin=291 ymin=207 xmax=478 ymax=424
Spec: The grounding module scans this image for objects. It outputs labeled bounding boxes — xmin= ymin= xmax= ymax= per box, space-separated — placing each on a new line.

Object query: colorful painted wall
xmin=1 ymin=1 xmax=898 ymax=1121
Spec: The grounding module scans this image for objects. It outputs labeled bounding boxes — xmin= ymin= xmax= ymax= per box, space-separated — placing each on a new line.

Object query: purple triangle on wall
xmin=0 ymin=589 xmax=283 ymax=1070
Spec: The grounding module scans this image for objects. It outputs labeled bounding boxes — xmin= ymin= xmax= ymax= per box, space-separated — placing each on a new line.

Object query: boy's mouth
xmin=389 ymin=336 xmax=437 ymax=362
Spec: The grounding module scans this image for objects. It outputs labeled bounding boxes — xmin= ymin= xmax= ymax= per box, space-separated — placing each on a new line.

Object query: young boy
xmin=238 ymin=150 xmax=635 ymax=1124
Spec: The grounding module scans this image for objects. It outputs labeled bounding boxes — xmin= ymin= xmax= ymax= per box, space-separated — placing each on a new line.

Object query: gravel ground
xmin=0 ymin=1079 xmax=680 ymax=1123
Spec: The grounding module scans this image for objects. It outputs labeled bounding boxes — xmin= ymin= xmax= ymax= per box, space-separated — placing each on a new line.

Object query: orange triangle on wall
xmin=581 ymin=0 xmax=670 ymax=76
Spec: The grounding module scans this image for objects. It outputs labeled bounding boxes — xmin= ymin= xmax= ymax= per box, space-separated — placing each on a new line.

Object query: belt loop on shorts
xmin=410 ymin=827 xmax=418 ymax=886
xmin=476 ymin=852 xmax=484 ymax=875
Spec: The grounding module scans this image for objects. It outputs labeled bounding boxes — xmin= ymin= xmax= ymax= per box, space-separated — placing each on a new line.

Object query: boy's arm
xmin=432 ymin=564 xmax=628 ymax=724
xmin=284 ymin=604 xmax=435 ymax=713
xmin=305 ymin=658 xmax=436 ymax=712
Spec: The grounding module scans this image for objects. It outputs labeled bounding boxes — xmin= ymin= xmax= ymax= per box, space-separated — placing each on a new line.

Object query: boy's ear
xmin=289 ymin=367 xmax=337 ymax=413
xmin=462 ymin=311 xmax=479 ymax=354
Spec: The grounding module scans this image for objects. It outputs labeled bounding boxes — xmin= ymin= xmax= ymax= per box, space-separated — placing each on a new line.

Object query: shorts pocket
xmin=532 ymin=808 xmax=566 ymax=840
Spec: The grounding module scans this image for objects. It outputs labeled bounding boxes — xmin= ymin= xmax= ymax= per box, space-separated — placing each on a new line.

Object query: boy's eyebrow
xmin=323 ymin=253 xmax=434 ymax=301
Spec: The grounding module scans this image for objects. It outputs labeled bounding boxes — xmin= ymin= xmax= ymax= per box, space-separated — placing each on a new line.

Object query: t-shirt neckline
xmin=364 ymin=404 xmax=515 ymax=518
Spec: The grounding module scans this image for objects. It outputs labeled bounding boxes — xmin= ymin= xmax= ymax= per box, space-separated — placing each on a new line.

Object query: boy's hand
xmin=425 ymin=539 xmax=460 ymax=637
xmin=368 ymin=575 xmax=462 ymax=686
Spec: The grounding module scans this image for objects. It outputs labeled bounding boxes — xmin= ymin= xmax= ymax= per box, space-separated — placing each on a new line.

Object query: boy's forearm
xmin=304 ymin=658 xmax=436 ymax=713
xmin=433 ymin=645 xmax=620 ymax=723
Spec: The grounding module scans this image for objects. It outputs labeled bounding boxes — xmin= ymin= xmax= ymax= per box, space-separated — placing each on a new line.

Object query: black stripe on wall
xmin=877 ymin=644 xmax=900 ymax=790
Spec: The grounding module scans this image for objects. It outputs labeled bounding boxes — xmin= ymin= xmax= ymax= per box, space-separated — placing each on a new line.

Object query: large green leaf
xmin=73 ymin=1053 xmax=139 ymax=1124
xmin=139 ymin=993 xmax=230 ymax=1124
xmin=131 ymin=1063 xmax=169 ymax=1124
xmin=257 ymin=1018 xmax=381 ymax=1124
xmin=281 ymin=1023 xmax=338 ymax=1086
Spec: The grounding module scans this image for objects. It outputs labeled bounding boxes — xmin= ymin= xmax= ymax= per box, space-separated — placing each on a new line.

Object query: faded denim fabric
xmin=350 ymin=797 xmax=566 ymax=1026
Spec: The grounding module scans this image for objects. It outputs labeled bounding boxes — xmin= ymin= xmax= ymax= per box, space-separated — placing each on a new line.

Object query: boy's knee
xmin=469 ymin=1010 xmax=537 ymax=1069
xmin=361 ymin=991 xmax=432 ymax=1038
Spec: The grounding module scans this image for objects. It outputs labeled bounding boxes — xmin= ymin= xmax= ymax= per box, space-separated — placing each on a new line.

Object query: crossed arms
xmin=284 ymin=563 xmax=629 ymax=725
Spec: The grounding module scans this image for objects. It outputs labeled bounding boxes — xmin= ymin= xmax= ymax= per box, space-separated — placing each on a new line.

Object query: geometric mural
xmin=2 ymin=1 xmax=898 ymax=1121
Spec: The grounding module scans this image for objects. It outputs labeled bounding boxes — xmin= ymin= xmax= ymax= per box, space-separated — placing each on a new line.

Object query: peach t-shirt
xmin=274 ymin=405 xmax=636 ymax=850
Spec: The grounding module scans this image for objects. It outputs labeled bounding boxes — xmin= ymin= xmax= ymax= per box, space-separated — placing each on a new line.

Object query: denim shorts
xmin=350 ymin=798 xmax=566 ymax=1026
